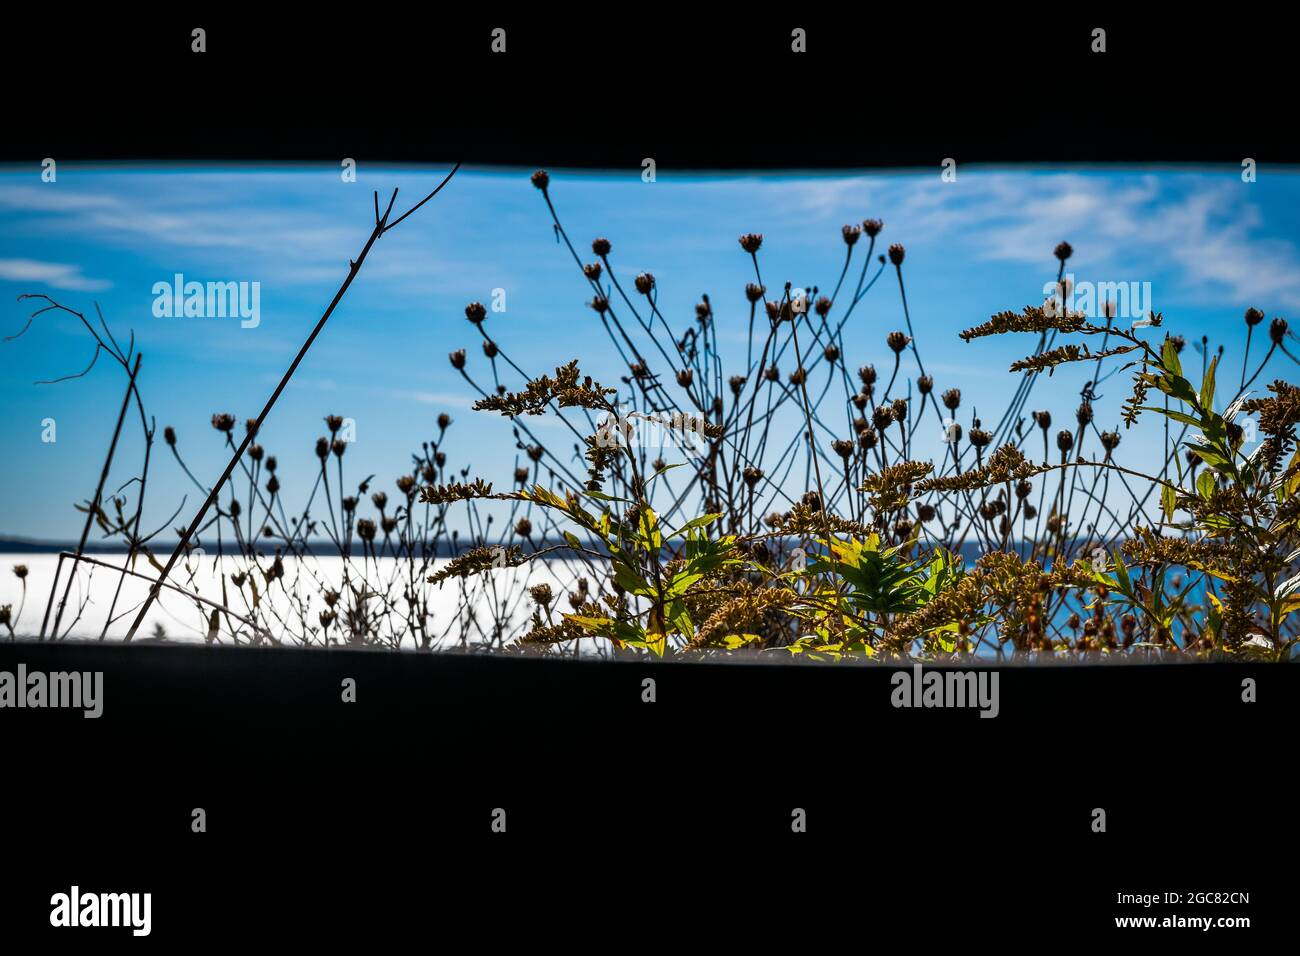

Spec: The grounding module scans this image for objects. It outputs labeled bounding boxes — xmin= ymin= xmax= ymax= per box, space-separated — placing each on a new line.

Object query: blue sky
xmin=2 ymin=163 xmax=1298 ymax=541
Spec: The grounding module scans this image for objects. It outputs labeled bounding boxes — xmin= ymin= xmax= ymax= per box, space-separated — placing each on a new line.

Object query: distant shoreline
xmin=0 ymin=536 xmax=1095 ymax=563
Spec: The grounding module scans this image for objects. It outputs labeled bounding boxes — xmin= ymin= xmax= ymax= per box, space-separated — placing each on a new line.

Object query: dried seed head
xmin=764 ymin=364 xmax=780 ymax=382
xmin=652 ymin=458 xmax=666 ymax=472
xmin=371 ymin=491 xmax=388 ymax=510
xmin=1054 ymin=241 xmax=1073 ymax=261
xmin=1100 ymin=430 xmax=1121 ymax=452
xmin=582 ymin=262 xmax=602 ymax=281
xmin=1169 ymin=334 xmax=1186 ymax=354
xmin=917 ymin=503 xmax=936 ymax=523
xmin=872 ymin=405 xmax=895 ymax=430
xmin=437 ymin=413 xmax=451 ymax=430
xmin=465 ymin=301 xmax=487 ymax=324
xmin=211 ymin=413 xmax=235 ymax=433
xmin=397 ymin=474 xmax=417 ymax=497
xmin=483 ymin=340 xmax=499 ymax=358
xmin=229 ymin=498 xmax=242 ymax=518
xmin=1245 ymin=307 xmax=1265 ymax=327
xmin=891 ymin=397 xmax=908 ymax=422
xmin=676 ymin=368 xmax=694 ymax=388
xmin=738 ymin=233 xmax=763 ymax=254
xmin=942 ymin=388 xmax=961 ymax=411
xmin=842 ymin=224 xmax=862 ymax=246
xmin=357 ymin=518 xmax=376 ymax=542
xmin=592 ymin=237 xmax=612 ymax=257
xmin=969 ymin=427 xmax=992 ymax=449
xmin=917 ymin=375 xmax=933 ymax=394
xmin=852 ymin=393 xmax=869 ymax=410
xmin=1076 ymin=402 xmax=1093 ymax=426
xmin=13 ymin=563 xmax=28 ymax=580
xmin=862 ymin=218 xmax=883 ymax=237
xmin=266 ymin=474 xmax=280 ymax=495
xmin=249 ymin=443 xmax=263 ymax=462
xmin=1023 ymin=503 xmax=1037 ymax=519
xmin=801 ymin=490 xmax=823 ymax=512
xmin=381 ymin=516 xmax=397 ymax=534
xmin=1033 ymin=409 xmax=1052 ymax=431
xmin=832 ymin=438 xmax=854 ymax=459
xmin=1015 ymin=479 xmax=1032 ymax=499
xmin=823 ymin=343 xmax=840 ymax=363
xmin=789 ymin=366 xmax=807 ymax=386
xmin=635 ymin=273 xmax=655 ymax=295
xmin=315 ymin=437 xmax=329 ymax=459
xmin=745 ymin=282 xmax=765 ymax=303
xmin=590 ymin=295 xmax=609 ymax=314
xmin=743 ymin=466 xmax=764 ymax=488
xmin=449 ymin=349 xmax=466 ymax=370
xmin=858 ymin=426 xmax=878 ymax=449
xmin=1270 ymin=316 xmax=1288 ymax=344
xmin=514 ymin=518 xmax=533 ymax=538
xmin=266 ymin=455 xmax=277 ymax=473
xmin=530 ymin=169 xmax=550 ymax=190
xmin=729 ymin=375 xmax=747 ymax=396
xmin=888 ymin=243 xmax=906 ymax=266
xmin=514 ymin=466 xmax=530 ymax=484
xmin=530 ymin=583 xmax=553 ymax=606
xmin=164 ymin=426 xmax=177 ymax=446
xmin=859 ymin=364 xmax=877 ymax=385
xmin=325 ymin=415 xmax=344 ymax=434
xmin=695 ymin=301 xmax=710 ymax=321
xmin=1056 ymin=429 xmax=1074 ymax=453
xmin=893 ymin=518 xmax=913 ymax=540
xmin=527 ymin=444 xmax=544 ymax=463
xmin=887 ymin=330 xmax=910 ymax=353
xmin=815 ymin=296 xmax=832 ymax=317
xmin=332 ymin=438 xmax=347 ymax=458
xmin=342 ymin=496 xmax=357 ymax=514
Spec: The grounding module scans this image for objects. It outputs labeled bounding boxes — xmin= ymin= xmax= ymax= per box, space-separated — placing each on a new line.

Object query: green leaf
xmin=1138 ymin=406 xmax=1202 ymax=429
xmin=1200 ymin=354 xmax=1217 ymax=413
xmin=1152 ymin=375 xmax=1197 ymax=405
xmin=669 ymin=512 xmax=722 ymax=539
xmin=646 ymin=462 xmax=685 ymax=486
xmin=1111 ymin=548 xmax=1133 ymax=597
xmin=584 ymin=489 xmax=631 ymax=504
xmin=613 ymin=561 xmax=655 ymax=598
xmin=1196 ymin=469 xmax=1216 ymax=500
xmin=1162 ymin=337 xmax=1183 ymax=378
xmin=1161 ymin=483 xmax=1177 ymax=522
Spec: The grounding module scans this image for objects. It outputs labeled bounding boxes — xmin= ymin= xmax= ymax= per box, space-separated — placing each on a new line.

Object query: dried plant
xmin=12 ymin=170 xmax=1299 ymax=663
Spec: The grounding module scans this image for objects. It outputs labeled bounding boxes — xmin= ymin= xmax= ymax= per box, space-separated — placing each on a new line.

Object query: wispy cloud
xmin=0 ymin=258 xmax=111 ymax=291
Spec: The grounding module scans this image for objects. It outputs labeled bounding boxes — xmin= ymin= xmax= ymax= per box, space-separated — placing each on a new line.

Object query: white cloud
xmin=0 ymin=258 xmax=111 ymax=291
